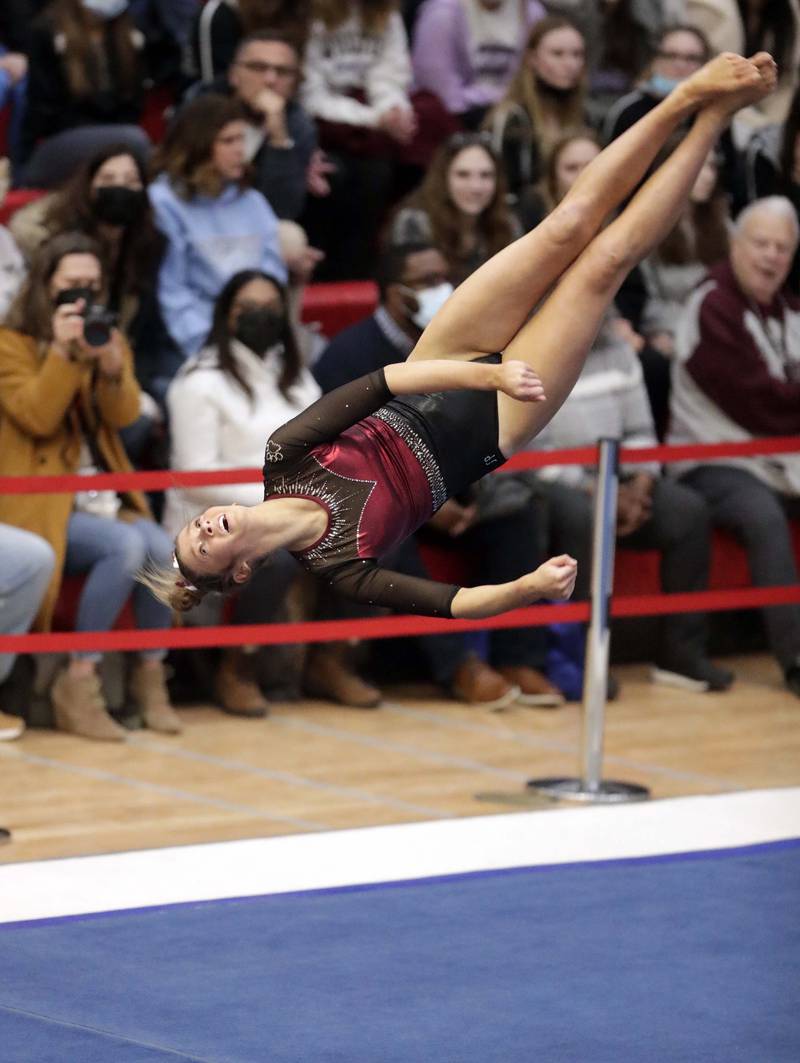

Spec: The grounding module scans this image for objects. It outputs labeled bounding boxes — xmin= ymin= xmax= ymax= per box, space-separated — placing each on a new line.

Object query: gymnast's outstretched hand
xmin=495 ymin=360 xmax=546 ymax=402
xmin=451 ymin=554 xmax=577 ymax=619
xmin=525 ymin=555 xmax=578 ymax=602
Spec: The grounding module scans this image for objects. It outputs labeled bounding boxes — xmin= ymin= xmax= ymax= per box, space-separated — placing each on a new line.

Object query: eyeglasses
xmin=656 ymin=50 xmax=706 ymax=65
xmin=235 ymin=60 xmax=297 ymax=79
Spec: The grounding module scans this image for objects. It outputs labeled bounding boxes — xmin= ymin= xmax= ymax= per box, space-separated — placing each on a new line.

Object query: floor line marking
xmin=382 ymin=703 xmax=744 ymax=791
xmin=272 ymin=712 xmax=528 ymax=782
xmin=128 ymin=736 xmax=449 ymax=819
xmin=0 ymin=1001 xmax=216 ymax=1062
xmin=0 ymin=747 xmax=324 ymax=831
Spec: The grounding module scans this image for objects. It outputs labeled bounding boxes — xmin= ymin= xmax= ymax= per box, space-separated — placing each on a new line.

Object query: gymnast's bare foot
xmin=677 ymin=51 xmax=775 ymax=111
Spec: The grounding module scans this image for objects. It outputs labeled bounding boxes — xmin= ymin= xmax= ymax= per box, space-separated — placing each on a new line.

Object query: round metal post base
xmin=0 ymin=827 xmax=10 ymax=845
xmin=527 ymin=777 xmax=650 ymax=804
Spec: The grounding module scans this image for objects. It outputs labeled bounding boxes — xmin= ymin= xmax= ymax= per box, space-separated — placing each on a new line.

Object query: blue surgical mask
xmin=82 ymin=0 xmax=129 ymax=19
xmin=402 ymin=282 xmax=454 ymax=330
xmin=646 ymin=74 xmax=681 ymax=99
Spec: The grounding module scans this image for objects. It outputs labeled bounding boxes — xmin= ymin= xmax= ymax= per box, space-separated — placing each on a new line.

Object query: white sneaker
xmin=0 ymin=711 xmax=25 ymax=741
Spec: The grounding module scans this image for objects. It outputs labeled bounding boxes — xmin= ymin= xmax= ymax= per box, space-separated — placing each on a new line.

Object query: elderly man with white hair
xmin=668 ymin=195 xmax=800 ymax=696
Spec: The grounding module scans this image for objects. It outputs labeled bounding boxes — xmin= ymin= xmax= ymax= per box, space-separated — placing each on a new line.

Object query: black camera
xmin=54 ymin=287 xmax=117 ymax=347
xmin=82 ymin=303 xmax=117 ymax=348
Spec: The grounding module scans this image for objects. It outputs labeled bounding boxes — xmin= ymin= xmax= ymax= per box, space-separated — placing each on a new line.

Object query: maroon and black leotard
xmin=262 ymin=358 xmax=507 ymax=617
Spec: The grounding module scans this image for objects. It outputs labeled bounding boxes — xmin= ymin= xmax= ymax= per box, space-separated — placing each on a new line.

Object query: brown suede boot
xmin=214 ymin=648 xmax=269 ymax=718
xmin=304 ymin=644 xmax=381 ymax=709
xmin=495 ymin=666 xmax=565 ymax=707
xmin=129 ymin=661 xmax=183 ymax=735
xmin=450 ymin=654 xmax=520 ymax=711
xmin=51 ymin=669 xmax=127 ymax=741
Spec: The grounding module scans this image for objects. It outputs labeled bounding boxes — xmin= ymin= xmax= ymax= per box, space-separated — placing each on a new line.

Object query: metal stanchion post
xmin=528 ymin=438 xmax=650 ymax=803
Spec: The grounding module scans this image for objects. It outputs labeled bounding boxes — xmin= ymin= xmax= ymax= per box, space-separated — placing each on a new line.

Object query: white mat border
xmin=2 ymin=787 xmax=799 ymax=925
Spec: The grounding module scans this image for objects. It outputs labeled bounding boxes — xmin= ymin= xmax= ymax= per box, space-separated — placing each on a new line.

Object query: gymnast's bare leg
xmin=407 ymin=53 xmax=769 ymax=386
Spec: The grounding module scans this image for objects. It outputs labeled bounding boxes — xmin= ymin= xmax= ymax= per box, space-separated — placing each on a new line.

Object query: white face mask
xmin=82 ymin=0 xmax=129 ymax=19
xmin=401 ymin=281 xmax=454 ymax=330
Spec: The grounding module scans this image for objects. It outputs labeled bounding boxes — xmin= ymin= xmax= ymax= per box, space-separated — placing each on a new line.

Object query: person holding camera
xmin=0 ymin=232 xmax=181 ymax=741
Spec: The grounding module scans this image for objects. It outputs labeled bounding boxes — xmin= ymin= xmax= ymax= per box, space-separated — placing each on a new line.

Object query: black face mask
xmin=92 ymin=186 xmax=147 ymax=226
xmin=234 ymin=307 xmax=285 ymax=356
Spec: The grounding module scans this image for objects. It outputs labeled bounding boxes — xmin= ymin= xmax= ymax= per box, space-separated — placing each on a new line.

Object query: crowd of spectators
xmin=1 ymin=0 xmax=800 ymax=745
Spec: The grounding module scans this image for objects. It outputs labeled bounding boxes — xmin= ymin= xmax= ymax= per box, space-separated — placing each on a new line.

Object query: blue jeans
xmin=0 ymin=525 xmax=55 ymax=684
xmin=63 ymin=512 xmax=173 ymax=663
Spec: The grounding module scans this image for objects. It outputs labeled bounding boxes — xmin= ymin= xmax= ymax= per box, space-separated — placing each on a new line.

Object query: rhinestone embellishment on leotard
xmin=372 ymin=407 xmax=447 ymax=510
xmin=265 ymin=439 xmax=284 ymax=463
xmin=267 ymin=459 xmax=375 ymax=564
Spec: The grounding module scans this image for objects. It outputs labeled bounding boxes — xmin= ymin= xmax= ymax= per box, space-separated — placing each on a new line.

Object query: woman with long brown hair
xmin=147 ymin=93 xmax=286 ymax=399
xmin=485 ymin=15 xmax=588 ymax=207
xmin=193 ymin=0 xmax=312 ymax=83
xmin=10 ymin=144 xmax=163 ymax=331
xmin=0 ymin=231 xmax=181 ymax=741
xmin=389 ymin=132 xmax=520 ymax=284
xmin=19 ymin=0 xmax=150 ymax=188
xmin=517 ymin=127 xmax=600 ymax=230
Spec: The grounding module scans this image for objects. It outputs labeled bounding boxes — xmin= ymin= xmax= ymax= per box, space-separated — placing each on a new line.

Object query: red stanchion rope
xmin=1 ymin=437 xmax=798 ymax=654
xmin=1 ymin=435 xmax=799 ymax=494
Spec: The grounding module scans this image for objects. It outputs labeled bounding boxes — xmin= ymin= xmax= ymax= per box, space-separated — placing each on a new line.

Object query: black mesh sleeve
xmin=326 ymin=558 xmax=459 ymax=618
xmin=265 ymin=368 xmax=391 ymax=465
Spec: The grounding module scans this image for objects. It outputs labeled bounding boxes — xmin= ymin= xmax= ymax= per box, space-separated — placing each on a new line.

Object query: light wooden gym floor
xmin=1 ymin=652 xmax=798 ymax=865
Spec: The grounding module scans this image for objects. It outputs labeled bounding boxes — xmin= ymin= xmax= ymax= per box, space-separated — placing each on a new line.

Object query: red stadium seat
xmin=301 ymin=281 xmax=378 ymax=337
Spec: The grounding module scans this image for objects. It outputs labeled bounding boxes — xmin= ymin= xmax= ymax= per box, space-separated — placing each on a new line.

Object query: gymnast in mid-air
xmin=145 ymin=52 xmax=777 ymax=620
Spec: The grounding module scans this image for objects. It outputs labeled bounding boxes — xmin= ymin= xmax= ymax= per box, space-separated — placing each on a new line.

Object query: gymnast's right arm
xmin=450 ymin=555 xmax=578 ymax=619
xmin=326 ymin=555 xmax=578 ymax=619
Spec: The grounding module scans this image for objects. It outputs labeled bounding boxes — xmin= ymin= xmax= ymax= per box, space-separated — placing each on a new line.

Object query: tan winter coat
xmin=0 ymin=328 xmax=149 ymax=630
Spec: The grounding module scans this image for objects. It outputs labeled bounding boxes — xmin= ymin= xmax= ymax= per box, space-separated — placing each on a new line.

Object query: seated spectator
xmin=314 ymin=242 xmax=564 ymax=708
xmin=301 ymin=0 xmax=440 ymax=279
xmin=10 ymin=145 xmax=163 ymax=335
xmin=601 ymin=25 xmax=741 ymax=205
xmin=668 ymin=196 xmax=800 ymax=698
xmin=411 ymin=0 xmax=545 ymax=129
xmin=743 ymin=84 xmax=800 ymax=292
xmin=0 ymin=161 xmax=25 ymax=318
xmin=186 ymin=30 xmax=320 ymax=223
xmin=485 ymin=15 xmax=588 ymax=208
xmin=517 ymin=127 xmax=599 ymax=231
xmin=388 ymin=131 xmax=521 ymax=285
xmin=9 ymin=144 xmax=167 ymax=454
xmin=531 ymin=307 xmax=733 ymax=694
xmin=148 ymin=94 xmax=287 ymax=400
xmin=0 ymin=525 xmax=55 ymax=741
xmin=192 ymin=0 xmax=311 ymax=83
xmin=165 ymin=270 xmax=307 ymax=715
xmin=166 ymin=269 xmax=382 ymax=709
xmin=685 ymin=0 xmax=800 ymax=139
xmin=18 ymin=0 xmax=151 ymax=189
xmin=0 ymin=232 xmax=181 ymax=740
xmin=602 ymin=24 xmax=712 ymax=144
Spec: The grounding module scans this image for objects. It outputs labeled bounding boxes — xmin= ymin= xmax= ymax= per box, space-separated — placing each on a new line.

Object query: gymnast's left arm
xmin=383 ymin=359 xmax=547 ymax=403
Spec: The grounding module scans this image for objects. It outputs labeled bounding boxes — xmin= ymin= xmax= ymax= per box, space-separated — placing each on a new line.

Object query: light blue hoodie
xmin=149 ymin=174 xmax=287 ymax=358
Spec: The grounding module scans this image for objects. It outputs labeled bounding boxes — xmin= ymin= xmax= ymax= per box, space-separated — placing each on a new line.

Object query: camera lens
xmin=82 ymin=306 xmax=115 ymax=347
